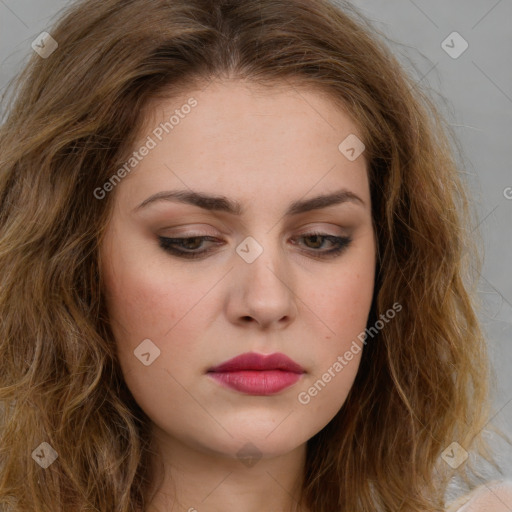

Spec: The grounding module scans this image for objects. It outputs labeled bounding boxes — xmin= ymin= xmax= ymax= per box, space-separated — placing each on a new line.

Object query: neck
xmin=144 ymin=424 xmax=308 ymax=512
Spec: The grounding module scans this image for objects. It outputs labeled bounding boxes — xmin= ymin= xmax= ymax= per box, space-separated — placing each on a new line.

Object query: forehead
xmin=115 ymin=79 xmax=370 ymax=212
xmin=141 ymin=78 xmax=360 ymax=139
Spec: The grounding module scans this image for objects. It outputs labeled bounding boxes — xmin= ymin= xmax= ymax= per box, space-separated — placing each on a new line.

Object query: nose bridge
xmin=231 ymin=232 xmax=296 ymax=324
xmin=236 ymin=232 xmax=287 ymax=288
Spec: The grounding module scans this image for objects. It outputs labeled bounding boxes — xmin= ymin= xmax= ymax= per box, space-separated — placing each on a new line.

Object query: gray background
xmin=1 ymin=0 xmax=511 ymax=480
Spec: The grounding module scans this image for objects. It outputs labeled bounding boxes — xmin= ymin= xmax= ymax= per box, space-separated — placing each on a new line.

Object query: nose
xmin=226 ymin=236 xmax=298 ymax=330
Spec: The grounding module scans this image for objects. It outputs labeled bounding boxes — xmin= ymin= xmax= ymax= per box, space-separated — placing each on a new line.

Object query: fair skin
xmin=99 ymin=79 xmax=376 ymax=512
xmin=448 ymin=481 xmax=512 ymax=512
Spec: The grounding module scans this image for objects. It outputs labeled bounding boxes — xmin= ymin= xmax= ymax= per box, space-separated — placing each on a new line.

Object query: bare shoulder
xmin=447 ymin=480 xmax=512 ymax=512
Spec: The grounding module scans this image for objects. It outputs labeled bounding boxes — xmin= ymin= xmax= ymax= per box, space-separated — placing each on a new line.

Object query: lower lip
xmin=207 ymin=370 xmax=303 ymax=395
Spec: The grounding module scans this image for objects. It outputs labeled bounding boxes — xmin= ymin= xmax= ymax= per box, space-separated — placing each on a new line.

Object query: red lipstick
xmin=207 ymin=352 xmax=305 ymax=395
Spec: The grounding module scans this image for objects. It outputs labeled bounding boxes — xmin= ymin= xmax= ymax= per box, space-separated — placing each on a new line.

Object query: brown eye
xmin=158 ymin=233 xmax=352 ymax=261
xmin=179 ymin=237 xmax=204 ymax=250
xmin=292 ymin=232 xmax=352 ymax=258
xmin=158 ymin=236 xmax=222 ymax=259
xmin=302 ymin=234 xmax=325 ymax=249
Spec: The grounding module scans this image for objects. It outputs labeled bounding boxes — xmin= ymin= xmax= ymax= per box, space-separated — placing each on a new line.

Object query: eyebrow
xmin=133 ymin=188 xmax=365 ymax=216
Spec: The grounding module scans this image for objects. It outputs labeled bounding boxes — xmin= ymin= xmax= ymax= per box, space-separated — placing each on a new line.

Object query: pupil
xmin=184 ymin=237 xmax=201 ymax=249
xmin=307 ymin=235 xmax=322 ymax=248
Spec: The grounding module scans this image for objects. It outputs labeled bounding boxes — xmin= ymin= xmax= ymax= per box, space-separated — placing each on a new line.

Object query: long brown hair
xmin=0 ymin=0 xmax=506 ymax=510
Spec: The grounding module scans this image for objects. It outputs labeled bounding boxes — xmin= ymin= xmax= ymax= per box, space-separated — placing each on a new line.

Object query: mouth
xmin=206 ymin=352 xmax=305 ymax=396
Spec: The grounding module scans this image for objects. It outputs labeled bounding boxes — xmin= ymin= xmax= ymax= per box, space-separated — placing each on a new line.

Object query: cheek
xmin=308 ymin=276 xmax=370 ymax=380
xmin=101 ymin=252 xmax=202 ymax=412
xmin=299 ymin=249 xmax=374 ymax=406
xmin=294 ymin=271 xmax=372 ymax=427
xmin=103 ymin=266 xmax=168 ymax=337
xmin=315 ymin=258 xmax=375 ymax=342
xmin=100 ymin=242 xmax=217 ymax=393
xmin=101 ymin=244 xmax=194 ymax=342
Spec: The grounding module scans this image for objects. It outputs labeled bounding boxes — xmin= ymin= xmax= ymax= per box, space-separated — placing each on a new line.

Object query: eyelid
xmin=158 ymin=218 xmax=241 ymax=236
xmin=157 ymin=231 xmax=353 ymax=261
xmin=160 ymin=221 xmax=347 ymax=237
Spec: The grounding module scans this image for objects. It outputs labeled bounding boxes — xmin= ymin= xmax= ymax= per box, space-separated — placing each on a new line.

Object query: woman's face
xmin=99 ymin=79 xmax=376 ymax=462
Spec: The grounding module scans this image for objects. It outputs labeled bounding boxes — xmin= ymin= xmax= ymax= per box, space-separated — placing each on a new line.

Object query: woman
xmin=0 ymin=0 xmax=510 ymax=510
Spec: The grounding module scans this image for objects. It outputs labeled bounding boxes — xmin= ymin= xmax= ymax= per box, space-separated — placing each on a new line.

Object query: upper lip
xmin=207 ymin=352 xmax=305 ymax=373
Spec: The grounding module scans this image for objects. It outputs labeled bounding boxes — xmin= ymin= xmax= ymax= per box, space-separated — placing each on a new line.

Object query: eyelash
xmin=157 ymin=232 xmax=352 ymax=260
